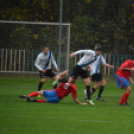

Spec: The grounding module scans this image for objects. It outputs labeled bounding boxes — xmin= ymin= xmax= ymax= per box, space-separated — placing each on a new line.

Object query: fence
xmin=0 ymin=49 xmax=134 ymax=75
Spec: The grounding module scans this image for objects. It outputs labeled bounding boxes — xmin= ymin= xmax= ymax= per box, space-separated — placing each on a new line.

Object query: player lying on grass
xmin=19 ymin=83 xmax=87 ymax=105
xmin=116 ymin=59 xmax=134 ymax=106
xmin=84 ymin=45 xmax=114 ymax=102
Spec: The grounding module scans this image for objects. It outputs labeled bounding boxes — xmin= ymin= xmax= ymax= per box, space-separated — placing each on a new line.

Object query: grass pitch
xmin=0 ymin=75 xmax=134 ymax=134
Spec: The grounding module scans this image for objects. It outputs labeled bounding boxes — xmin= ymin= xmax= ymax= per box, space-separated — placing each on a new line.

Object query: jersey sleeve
xmin=101 ymin=56 xmax=106 ymax=65
xmin=74 ymin=50 xmax=94 ymax=55
xmin=34 ymin=54 xmax=43 ymax=70
xmin=51 ymin=53 xmax=58 ymax=68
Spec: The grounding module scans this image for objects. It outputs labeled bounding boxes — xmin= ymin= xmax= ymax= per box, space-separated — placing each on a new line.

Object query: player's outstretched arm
xmin=56 ymin=70 xmax=69 ymax=78
xmin=51 ymin=53 xmax=58 ymax=71
xmin=121 ymin=67 xmax=134 ymax=71
xmin=104 ymin=63 xmax=114 ymax=69
xmin=128 ymin=77 xmax=134 ymax=84
xmin=73 ymin=98 xmax=87 ymax=105
xmin=70 ymin=50 xmax=92 ymax=58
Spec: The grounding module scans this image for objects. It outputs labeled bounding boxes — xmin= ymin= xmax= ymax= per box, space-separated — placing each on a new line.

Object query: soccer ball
xmin=84 ymin=89 xmax=93 ymax=95
xmin=84 ymin=89 xmax=87 ymax=95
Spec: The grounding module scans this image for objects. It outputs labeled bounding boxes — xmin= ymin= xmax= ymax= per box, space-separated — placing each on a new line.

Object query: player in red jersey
xmin=19 ymin=83 xmax=87 ymax=105
xmin=116 ymin=59 xmax=134 ymax=105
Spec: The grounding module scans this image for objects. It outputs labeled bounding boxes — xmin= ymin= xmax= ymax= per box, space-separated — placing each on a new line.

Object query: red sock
xmin=119 ymin=92 xmax=126 ymax=104
xmin=123 ymin=92 xmax=130 ymax=104
xmin=36 ymin=99 xmax=46 ymax=103
xmin=28 ymin=91 xmax=38 ymax=97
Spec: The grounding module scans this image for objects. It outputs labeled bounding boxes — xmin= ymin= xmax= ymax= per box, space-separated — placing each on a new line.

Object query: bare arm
xmin=51 ymin=53 xmax=58 ymax=71
xmin=121 ymin=67 xmax=134 ymax=71
xmin=34 ymin=55 xmax=46 ymax=73
xmin=73 ymin=98 xmax=87 ymax=105
xmin=56 ymin=70 xmax=69 ymax=78
xmin=128 ymin=77 xmax=134 ymax=84
xmin=104 ymin=63 xmax=114 ymax=69
xmin=70 ymin=50 xmax=94 ymax=58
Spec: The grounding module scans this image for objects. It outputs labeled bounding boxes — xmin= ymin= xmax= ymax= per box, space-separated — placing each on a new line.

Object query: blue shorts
xmin=43 ymin=89 xmax=60 ymax=103
xmin=116 ymin=75 xmax=130 ymax=89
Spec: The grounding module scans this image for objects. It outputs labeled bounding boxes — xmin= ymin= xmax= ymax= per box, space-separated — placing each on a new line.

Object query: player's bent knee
xmin=41 ymin=78 xmax=45 ymax=83
xmin=68 ymin=77 xmax=75 ymax=83
xmin=38 ymin=91 xmax=44 ymax=96
xmin=101 ymin=80 xmax=106 ymax=86
xmin=126 ymin=87 xmax=132 ymax=93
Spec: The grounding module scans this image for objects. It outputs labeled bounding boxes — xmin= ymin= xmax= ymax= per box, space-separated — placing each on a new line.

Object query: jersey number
xmin=64 ymin=83 xmax=70 ymax=89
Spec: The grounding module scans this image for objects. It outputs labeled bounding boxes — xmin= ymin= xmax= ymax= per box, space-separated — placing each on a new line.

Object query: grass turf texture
xmin=0 ymin=75 xmax=134 ymax=134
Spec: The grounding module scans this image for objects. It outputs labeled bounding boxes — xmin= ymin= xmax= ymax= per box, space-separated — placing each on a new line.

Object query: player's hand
xmin=70 ymin=53 xmax=75 ymax=58
xmin=110 ymin=65 xmax=114 ymax=69
xmin=88 ymin=68 xmax=92 ymax=71
xmin=55 ymin=68 xmax=58 ymax=72
xmin=41 ymin=69 xmax=46 ymax=73
xmin=131 ymin=81 xmax=134 ymax=84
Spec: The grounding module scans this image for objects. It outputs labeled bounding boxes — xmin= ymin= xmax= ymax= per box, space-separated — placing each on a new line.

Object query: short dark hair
xmin=43 ymin=46 xmax=49 ymax=49
xmin=95 ymin=47 xmax=102 ymax=51
xmin=95 ymin=43 xmax=101 ymax=47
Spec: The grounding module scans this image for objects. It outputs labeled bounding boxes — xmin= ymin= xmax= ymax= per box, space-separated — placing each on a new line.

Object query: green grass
xmin=0 ymin=75 xmax=134 ymax=134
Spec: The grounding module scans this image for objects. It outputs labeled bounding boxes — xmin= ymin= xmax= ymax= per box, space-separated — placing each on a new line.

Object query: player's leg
xmin=38 ymin=71 xmax=46 ymax=91
xmin=27 ymin=90 xmax=59 ymax=103
xmin=116 ymin=75 xmax=131 ymax=105
xmin=19 ymin=90 xmax=46 ymax=102
xmin=123 ymin=86 xmax=132 ymax=105
xmin=44 ymin=89 xmax=60 ymax=103
xmin=81 ymin=75 xmax=94 ymax=106
xmin=68 ymin=66 xmax=80 ymax=84
xmin=45 ymin=69 xmax=57 ymax=88
xmin=90 ymin=81 xmax=100 ymax=95
xmin=52 ymin=70 xmax=69 ymax=88
xmin=96 ymin=79 xmax=106 ymax=101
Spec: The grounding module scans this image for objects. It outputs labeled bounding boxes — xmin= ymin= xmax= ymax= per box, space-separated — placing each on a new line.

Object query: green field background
xmin=0 ymin=74 xmax=134 ymax=134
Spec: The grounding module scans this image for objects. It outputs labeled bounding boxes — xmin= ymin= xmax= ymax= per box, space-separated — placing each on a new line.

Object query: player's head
xmin=95 ymin=43 xmax=101 ymax=50
xmin=43 ymin=46 xmax=49 ymax=54
xmin=95 ymin=47 xmax=102 ymax=56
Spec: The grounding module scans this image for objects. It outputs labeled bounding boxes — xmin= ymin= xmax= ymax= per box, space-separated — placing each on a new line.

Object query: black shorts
xmin=91 ymin=73 xmax=104 ymax=82
xmin=71 ymin=65 xmax=89 ymax=80
xmin=39 ymin=69 xmax=56 ymax=78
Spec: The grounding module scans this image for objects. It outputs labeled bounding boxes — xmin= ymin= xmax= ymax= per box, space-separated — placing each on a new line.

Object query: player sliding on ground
xmin=116 ymin=59 xmax=134 ymax=106
xmin=19 ymin=82 xmax=87 ymax=105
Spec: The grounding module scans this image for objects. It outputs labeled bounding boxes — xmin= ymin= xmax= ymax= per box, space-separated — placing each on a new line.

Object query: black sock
xmin=58 ymin=78 xmax=68 ymax=83
xmin=38 ymin=82 xmax=44 ymax=91
xmin=86 ymin=85 xmax=90 ymax=100
xmin=98 ymin=85 xmax=105 ymax=97
xmin=53 ymin=85 xmax=57 ymax=89
xmin=91 ymin=88 xmax=96 ymax=95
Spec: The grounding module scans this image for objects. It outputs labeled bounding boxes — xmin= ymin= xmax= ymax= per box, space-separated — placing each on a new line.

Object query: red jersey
xmin=56 ymin=83 xmax=77 ymax=100
xmin=116 ymin=59 xmax=133 ymax=79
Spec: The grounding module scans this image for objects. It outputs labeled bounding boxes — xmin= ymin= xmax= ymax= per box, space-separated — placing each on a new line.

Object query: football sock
xmin=98 ymin=85 xmax=105 ymax=97
xmin=86 ymin=85 xmax=91 ymax=100
xmin=119 ymin=92 xmax=126 ymax=104
xmin=28 ymin=91 xmax=38 ymax=97
xmin=37 ymin=99 xmax=46 ymax=103
xmin=124 ymin=92 xmax=130 ymax=104
xmin=58 ymin=77 xmax=68 ymax=83
xmin=38 ymin=82 xmax=44 ymax=91
xmin=91 ymin=88 xmax=96 ymax=94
